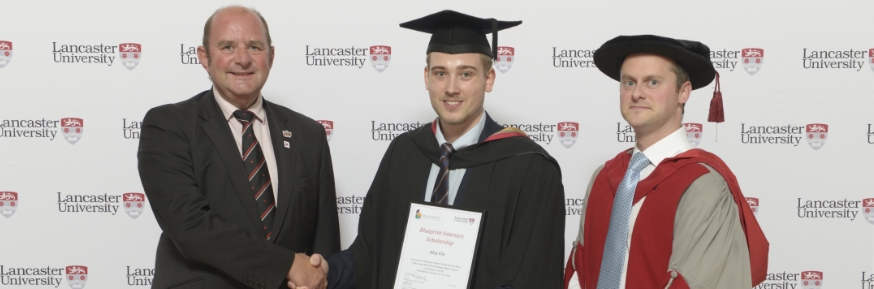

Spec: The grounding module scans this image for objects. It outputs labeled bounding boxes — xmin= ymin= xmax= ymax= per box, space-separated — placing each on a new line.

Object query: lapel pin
xmin=283 ymin=141 xmax=290 ymax=149
xmin=282 ymin=130 xmax=292 ymax=138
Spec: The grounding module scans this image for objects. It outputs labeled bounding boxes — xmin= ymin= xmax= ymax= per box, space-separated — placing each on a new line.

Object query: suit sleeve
xmin=669 ymin=165 xmax=751 ymax=289
xmin=348 ymin=138 xmax=400 ymax=289
xmin=137 ymin=108 xmax=295 ymax=289
xmin=495 ymin=156 xmax=565 ymax=289
xmin=311 ymin=129 xmax=341 ymax=255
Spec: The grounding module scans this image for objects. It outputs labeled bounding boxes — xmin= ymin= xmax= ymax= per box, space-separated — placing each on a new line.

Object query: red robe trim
xmin=430 ymin=119 xmax=528 ymax=142
xmin=564 ymin=148 xmax=768 ymax=288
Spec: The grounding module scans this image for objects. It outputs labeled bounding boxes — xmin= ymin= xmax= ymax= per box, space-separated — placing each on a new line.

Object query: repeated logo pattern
xmin=66 ymin=265 xmax=88 ymax=289
xmin=805 ymin=124 xmax=828 ymax=150
xmin=557 ymin=122 xmax=578 ymax=148
xmin=495 ymin=46 xmax=514 ymax=73
xmin=742 ymin=48 xmax=764 ymax=75
xmin=318 ymin=120 xmax=333 ymax=142
xmin=0 ymin=191 xmax=18 ymax=218
xmin=61 ymin=118 xmax=84 ymax=145
xmin=119 ymin=43 xmax=142 ymax=71
xmin=684 ymin=123 xmax=702 ymax=147
xmin=0 ymin=40 xmax=12 ymax=68
xmin=370 ymin=45 xmax=390 ymax=72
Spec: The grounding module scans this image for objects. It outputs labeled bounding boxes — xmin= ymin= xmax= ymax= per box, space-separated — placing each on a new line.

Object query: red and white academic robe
xmin=564 ymin=149 xmax=768 ymax=289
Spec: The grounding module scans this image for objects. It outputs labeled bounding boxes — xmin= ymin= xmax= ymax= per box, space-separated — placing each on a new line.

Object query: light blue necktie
xmin=597 ymin=152 xmax=651 ymax=289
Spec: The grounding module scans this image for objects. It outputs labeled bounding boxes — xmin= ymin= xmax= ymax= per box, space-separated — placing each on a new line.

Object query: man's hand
xmin=309 ymin=253 xmax=329 ymax=276
xmin=287 ymin=253 xmax=327 ymax=289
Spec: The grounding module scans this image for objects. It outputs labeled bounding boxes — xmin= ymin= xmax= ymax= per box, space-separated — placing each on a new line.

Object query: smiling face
xmin=197 ymin=7 xmax=274 ymax=109
xmin=619 ymin=53 xmax=691 ymax=140
xmin=424 ymin=52 xmax=495 ymax=135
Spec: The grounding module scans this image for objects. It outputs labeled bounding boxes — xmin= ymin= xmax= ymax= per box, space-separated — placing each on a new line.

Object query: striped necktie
xmin=597 ymin=152 xmax=650 ymax=289
xmin=430 ymin=143 xmax=456 ymax=205
xmin=233 ymin=110 xmax=276 ymax=240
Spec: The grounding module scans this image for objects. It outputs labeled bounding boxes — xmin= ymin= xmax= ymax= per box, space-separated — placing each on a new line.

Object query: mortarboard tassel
xmin=708 ymin=71 xmax=724 ymax=141
xmin=491 ymin=19 xmax=498 ymax=60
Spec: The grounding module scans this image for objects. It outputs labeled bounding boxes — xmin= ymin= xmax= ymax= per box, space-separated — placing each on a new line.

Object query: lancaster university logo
xmin=869 ymin=49 xmax=874 ymax=72
xmin=684 ymin=123 xmax=702 ymax=147
xmin=495 ymin=46 xmax=514 ymax=73
xmin=863 ymin=198 xmax=874 ymax=225
xmin=557 ymin=122 xmax=578 ymax=148
xmin=318 ymin=120 xmax=333 ymax=142
xmin=746 ymin=197 xmax=759 ymax=216
xmin=119 ymin=43 xmax=141 ymax=70
xmin=0 ymin=40 xmax=11 ymax=68
xmin=0 ymin=191 xmax=18 ymax=218
xmin=66 ymin=265 xmax=88 ymax=289
xmin=370 ymin=45 xmax=390 ymax=72
xmin=123 ymin=192 xmax=145 ymax=219
xmin=800 ymin=271 xmax=823 ymax=289
xmin=805 ymin=123 xmax=828 ymax=150
xmin=741 ymin=48 xmax=764 ymax=75
xmin=61 ymin=118 xmax=84 ymax=145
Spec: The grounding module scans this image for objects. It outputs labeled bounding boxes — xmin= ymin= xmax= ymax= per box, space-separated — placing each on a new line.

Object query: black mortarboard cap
xmin=399 ymin=10 xmax=521 ymax=59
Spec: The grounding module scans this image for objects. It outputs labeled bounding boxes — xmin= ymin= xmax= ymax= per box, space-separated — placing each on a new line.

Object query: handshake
xmin=287 ymin=253 xmax=330 ymax=289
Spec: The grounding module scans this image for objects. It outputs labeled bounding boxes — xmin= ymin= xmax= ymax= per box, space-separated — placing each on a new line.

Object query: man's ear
xmin=678 ymin=81 xmax=692 ymax=105
xmin=197 ymin=46 xmax=209 ymax=70
xmin=484 ymin=67 xmax=496 ymax=93
xmin=423 ymin=65 xmax=430 ymax=90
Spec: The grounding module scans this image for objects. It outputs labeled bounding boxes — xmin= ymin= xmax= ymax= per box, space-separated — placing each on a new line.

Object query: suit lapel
xmin=263 ymin=101 xmax=295 ymax=242
xmin=197 ymin=91 xmax=264 ymax=234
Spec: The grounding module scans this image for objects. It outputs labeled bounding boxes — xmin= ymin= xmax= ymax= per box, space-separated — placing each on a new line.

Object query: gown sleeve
xmin=669 ymin=165 xmax=751 ymax=289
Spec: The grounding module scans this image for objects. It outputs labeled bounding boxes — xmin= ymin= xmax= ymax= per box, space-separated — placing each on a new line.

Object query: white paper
xmin=393 ymin=203 xmax=484 ymax=289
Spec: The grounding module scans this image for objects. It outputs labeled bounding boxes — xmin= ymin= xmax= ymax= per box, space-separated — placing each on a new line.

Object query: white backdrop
xmin=1 ymin=0 xmax=873 ymax=288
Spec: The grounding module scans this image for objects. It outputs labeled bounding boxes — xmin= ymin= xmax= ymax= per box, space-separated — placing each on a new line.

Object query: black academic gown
xmin=348 ymin=114 xmax=565 ymax=289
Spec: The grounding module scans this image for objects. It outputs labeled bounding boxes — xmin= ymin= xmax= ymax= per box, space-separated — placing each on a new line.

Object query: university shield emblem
xmin=370 ymin=45 xmax=390 ymax=73
xmin=863 ymin=198 xmax=874 ymax=225
xmin=61 ymin=118 xmax=84 ymax=145
xmin=805 ymin=123 xmax=828 ymax=150
xmin=123 ymin=192 xmax=145 ymax=219
xmin=66 ymin=265 xmax=88 ymax=289
xmin=556 ymin=122 xmax=578 ymax=148
xmin=800 ymin=271 xmax=823 ymax=289
xmin=317 ymin=120 xmax=333 ymax=142
xmin=869 ymin=48 xmax=874 ymax=72
xmin=0 ymin=191 xmax=18 ymax=218
xmin=684 ymin=123 xmax=703 ymax=147
xmin=119 ymin=43 xmax=141 ymax=71
xmin=495 ymin=46 xmax=514 ymax=73
xmin=0 ymin=40 xmax=12 ymax=68
xmin=741 ymin=48 xmax=764 ymax=75
xmin=745 ymin=197 xmax=759 ymax=216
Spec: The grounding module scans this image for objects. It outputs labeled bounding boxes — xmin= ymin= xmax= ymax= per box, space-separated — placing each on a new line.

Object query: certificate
xmin=393 ymin=202 xmax=485 ymax=289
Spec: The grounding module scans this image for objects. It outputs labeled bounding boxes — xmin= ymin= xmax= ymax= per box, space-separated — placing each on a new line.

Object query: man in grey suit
xmin=137 ymin=6 xmax=338 ymax=289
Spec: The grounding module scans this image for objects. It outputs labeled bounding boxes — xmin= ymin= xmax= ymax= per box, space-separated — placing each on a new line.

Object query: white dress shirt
xmin=569 ymin=127 xmax=692 ymax=289
xmin=214 ymin=88 xmax=280 ymax=206
xmin=423 ymin=113 xmax=487 ymax=205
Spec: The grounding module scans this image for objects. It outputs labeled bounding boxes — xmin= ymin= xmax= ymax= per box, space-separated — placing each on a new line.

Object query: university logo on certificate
xmin=394 ymin=202 xmax=485 ymax=289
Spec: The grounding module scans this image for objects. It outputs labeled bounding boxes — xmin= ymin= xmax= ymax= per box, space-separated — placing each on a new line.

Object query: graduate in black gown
xmin=296 ymin=10 xmax=565 ymax=289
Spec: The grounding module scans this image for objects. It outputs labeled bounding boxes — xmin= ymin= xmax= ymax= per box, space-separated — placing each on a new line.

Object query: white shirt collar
xmin=213 ymin=87 xmax=266 ymax=123
xmin=632 ymin=127 xmax=694 ymax=168
xmin=435 ymin=112 xmax=487 ymax=150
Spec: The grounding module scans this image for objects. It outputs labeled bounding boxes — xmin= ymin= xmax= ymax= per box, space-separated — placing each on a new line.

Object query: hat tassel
xmin=708 ymin=71 xmax=724 ymax=141
xmin=491 ymin=19 xmax=498 ymax=60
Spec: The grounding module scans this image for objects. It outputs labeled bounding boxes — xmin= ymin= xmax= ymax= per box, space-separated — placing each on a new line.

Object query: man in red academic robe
xmin=564 ymin=35 xmax=768 ymax=289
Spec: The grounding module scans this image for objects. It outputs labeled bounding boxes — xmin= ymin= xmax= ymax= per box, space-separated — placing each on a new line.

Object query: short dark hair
xmin=202 ymin=6 xmax=272 ymax=57
xmin=425 ymin=53 xmax=493 ymax=77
